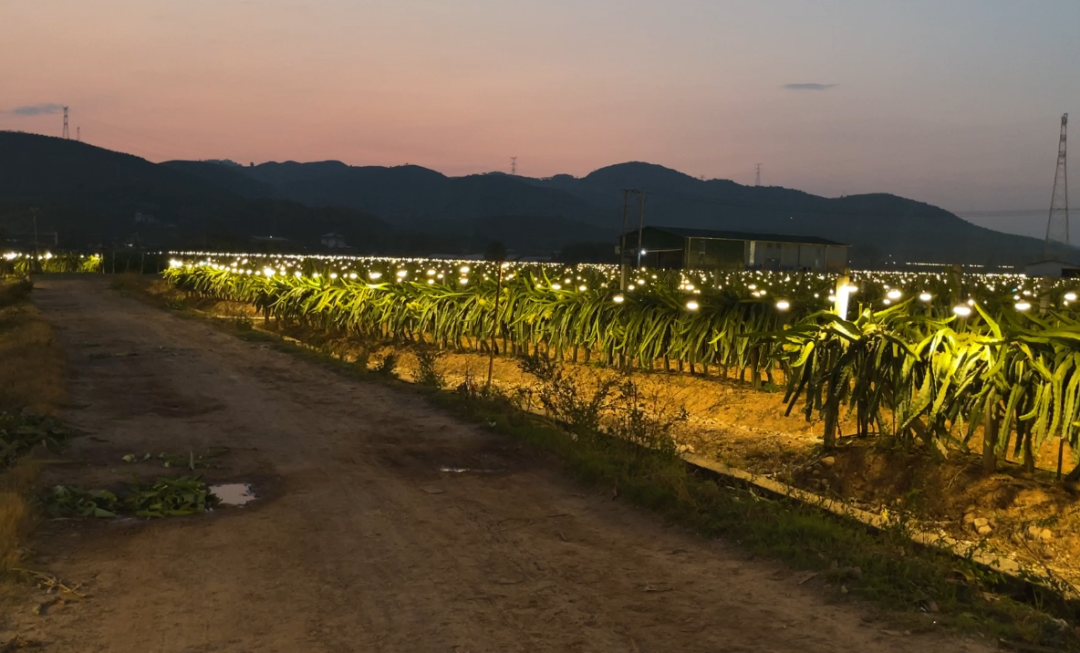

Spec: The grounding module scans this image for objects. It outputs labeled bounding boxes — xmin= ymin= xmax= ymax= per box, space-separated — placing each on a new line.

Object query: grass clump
xmin=0 ymin=278 xmax=68 ymax=575
xmin=0 ymin=414 xmax=70 ymax=467
xmin=45 ymin=486 xmax=120 ymax=518
xmin=519 ymin=354 xmax=617 ymax=433
xmin=374 ymin=352 xmax=398 ymax=379
xmin=0 ymin=287 xmax=66 ymax=416
xmin=120 ymin=447 xmax=230 ymax=469
xmin=0 ymin=279 xmax=31 ymax=309
xmin=0 ymin=458 xmax=40 ymax=572
xmin=414 ymin=346 xmax=446 ymax=388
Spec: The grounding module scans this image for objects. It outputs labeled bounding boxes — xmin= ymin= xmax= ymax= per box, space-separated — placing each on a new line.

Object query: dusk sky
xmin=3 ymin=0 xmax=1078 ymax=235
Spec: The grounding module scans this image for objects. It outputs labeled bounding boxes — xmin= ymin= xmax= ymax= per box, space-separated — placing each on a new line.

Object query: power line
xmin=754 ymin=163 xmax=761 ymax=187
xmin=510 ymin=156 xmax=517 ymax=175
xmin=61 ymin=106 xmax=69 ymax=139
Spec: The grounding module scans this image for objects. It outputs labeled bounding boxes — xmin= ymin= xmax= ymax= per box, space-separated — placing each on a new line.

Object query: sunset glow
xmin=3 ymin=0 xmax=1078 ymax=219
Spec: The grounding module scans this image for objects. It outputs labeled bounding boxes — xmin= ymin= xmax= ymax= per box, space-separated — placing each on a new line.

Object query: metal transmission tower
xmin=61 ymin=106 xmax=69 ymax=139
xmin=755 ymin=163 xmax=762 ymax=186
xmin=1045 ymin=113 xmax=1069 ymax=246
xmin=510 ymin=157 xmax=517 ymax=175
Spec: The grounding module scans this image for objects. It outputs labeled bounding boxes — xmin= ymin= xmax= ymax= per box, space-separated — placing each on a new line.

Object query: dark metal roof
xmin=642 ymin=226 xmax=847 ymax=247
xmin=1025 ymin=259 xmax=1080 ymax=267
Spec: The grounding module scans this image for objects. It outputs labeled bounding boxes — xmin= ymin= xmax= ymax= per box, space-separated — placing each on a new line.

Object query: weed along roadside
xmin=45 ymin=476 xmax=220 ymax=519
xmin=432 ymin=363 xmax=1080 ymax=646
xmin=118 ymin=272 xmax=1080 ymax=649
xmin=0 ymin=277 xmax=265 ymax=642
xmin=43 ymin=449 xmax=259 ymax=518
xmin=0 ymin=277 xmax=70 ymax=579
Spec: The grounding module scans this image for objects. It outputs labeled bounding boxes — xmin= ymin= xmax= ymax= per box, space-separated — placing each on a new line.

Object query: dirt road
xmin=10 ymin=279 xmax=989 ymax=652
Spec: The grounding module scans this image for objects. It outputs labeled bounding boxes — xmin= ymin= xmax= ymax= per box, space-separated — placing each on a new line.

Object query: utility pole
xmin=755 ymin=163 xmax=762 ymax=187
xmin=617 ymin=189 xmax=648 ymax=287
xmin=636 ymin=190 xmax=646 ymax=268
xmin=77 ymin=126 xmax=81 ymax=142
xmin=510 ymin=157 xmax=517 ymax=175
xmin=1045 ymin=113 xmax=1069 ymax=249
xmin=62 ymin=107 xmax=69 ymax=139
xmin=619 ymin=190 xmax=630 ymax=291
xmin=31 ymin=208 xmax=40 ymax=274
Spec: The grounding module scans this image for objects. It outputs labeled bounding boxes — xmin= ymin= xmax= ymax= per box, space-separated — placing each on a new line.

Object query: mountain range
xmin=0 ymin=130 xmax=1065 ymax=266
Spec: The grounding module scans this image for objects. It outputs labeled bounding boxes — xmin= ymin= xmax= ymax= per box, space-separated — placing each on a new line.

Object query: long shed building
xmin=619 ymin=226 xmax=849 ymax=273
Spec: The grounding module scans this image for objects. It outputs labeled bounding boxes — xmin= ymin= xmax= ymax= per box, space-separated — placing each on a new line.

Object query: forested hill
xmin=523 ymin=162 xmax=1055 ymax=267
xmin=160 ymin=159 xmax=600 ymax=223
xmin=0 ymin=130 xmax=1064 ymax=266
xmin=175 ymin=158 xmax=1057 ymax=266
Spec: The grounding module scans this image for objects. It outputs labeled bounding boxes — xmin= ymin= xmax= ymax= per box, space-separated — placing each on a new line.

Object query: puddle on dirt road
xmin=439 ymin=466 xmax=506 ymax=474
xmin=211 ymin=483 xmax=257 ymax=506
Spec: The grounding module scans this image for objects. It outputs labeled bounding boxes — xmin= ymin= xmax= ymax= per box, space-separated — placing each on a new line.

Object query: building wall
xmin=750 ymin=241 xmax=784 ymax=269
xmin=825 ymin=245 xmax=849 ymax=273
xmin=684 ymin=237 xmax=744 ymax=270
xmin=747 ymin=240 xmax=846 ymax=272
xmin=798 ymin=244 xmax=824 ymax=270
xmin=1025 ymin=261 xmax=1080 ymax=278
xmin=779 ymin=243 xmax=799 ymax=269
xmin=632 ymin=232 xmax=848 ymax=272
xmin=651 ymin=250 xmax=686 ymax=269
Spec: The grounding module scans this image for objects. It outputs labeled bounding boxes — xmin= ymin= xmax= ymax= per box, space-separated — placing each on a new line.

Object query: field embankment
xmin=0 ymin=278 xmax=67 ymax=576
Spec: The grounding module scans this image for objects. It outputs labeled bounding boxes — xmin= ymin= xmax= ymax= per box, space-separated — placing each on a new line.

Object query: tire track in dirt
xmin=6 ymin=278 xmax=991 ymax=653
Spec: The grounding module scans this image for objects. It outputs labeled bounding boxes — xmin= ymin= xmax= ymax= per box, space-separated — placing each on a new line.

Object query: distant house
xmin=320 ymin=232 xmax=347 ymax=249
xmin=1025 ymin=259 xmax=1080 ymax=278
xmin=618 ymin=226 xmax=848 ymax=273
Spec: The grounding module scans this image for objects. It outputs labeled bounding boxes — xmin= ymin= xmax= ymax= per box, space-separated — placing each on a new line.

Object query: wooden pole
xmin=750 ymin=347 xmax=761 ymax=390
xmin=982 ymin=396 xmax=998 ymax=473
xmin=636 ymin=190 xmax=646 ymax=269
xmin=1057 ymin=439 xmax=1065 ymax=480
xmin=485 ymin=262 xmax=505 ymax=392
xmin=619 ymin=190 xmax=630 ymax=291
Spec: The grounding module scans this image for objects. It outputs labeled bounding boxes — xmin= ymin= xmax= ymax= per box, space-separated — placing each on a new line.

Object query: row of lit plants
xmin=164 ymin=253 xmax=1080 ymax=476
